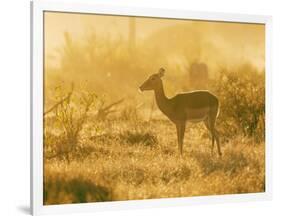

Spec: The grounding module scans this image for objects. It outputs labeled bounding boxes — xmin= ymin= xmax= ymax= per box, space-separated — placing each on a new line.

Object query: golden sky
xmin=44 ymin=11 xmax=265 ymax=70
xmin=44 ymin=12 xmax=187 ymax=53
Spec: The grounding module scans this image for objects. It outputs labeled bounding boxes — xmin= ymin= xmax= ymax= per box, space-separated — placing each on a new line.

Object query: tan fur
xmin=140 ymin=68 xmax=222 ymax=156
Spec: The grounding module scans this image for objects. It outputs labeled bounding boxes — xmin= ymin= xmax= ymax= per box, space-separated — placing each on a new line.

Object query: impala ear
xmin=158 ymin=68 xmax=165 ymax=78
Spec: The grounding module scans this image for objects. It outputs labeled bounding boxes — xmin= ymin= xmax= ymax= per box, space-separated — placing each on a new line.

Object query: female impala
xmin=139 ymin=68 xmax=221 ymax=156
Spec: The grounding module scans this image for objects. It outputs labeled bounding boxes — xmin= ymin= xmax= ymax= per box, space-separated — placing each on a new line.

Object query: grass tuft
xmin=120 ymin=130 xmax=158 ymax=146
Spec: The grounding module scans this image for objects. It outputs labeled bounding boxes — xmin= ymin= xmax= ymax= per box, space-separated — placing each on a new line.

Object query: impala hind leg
xmin=209 ymin=116 xmax=222 ymax=156
xmin=176 ymin=122 xmax=186 ymax=156
xmin=211 ymin=127 xmax=221 ymax=156
xmin=205 ymin=108 xmax=222 ymax=156
xmin=204 ymin=119 xmax=215 ymax=154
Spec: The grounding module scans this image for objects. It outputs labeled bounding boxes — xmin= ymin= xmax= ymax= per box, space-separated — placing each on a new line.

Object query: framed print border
xmin=31 ymin=0 xmax=273 ymax=215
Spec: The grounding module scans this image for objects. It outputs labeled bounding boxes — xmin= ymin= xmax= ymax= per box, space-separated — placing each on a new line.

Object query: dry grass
xmin=44 ymin=119 xmax=265 ymax=204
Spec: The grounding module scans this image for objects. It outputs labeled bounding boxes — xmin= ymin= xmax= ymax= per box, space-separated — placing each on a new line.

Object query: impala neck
xmin=154 ymin=82 xmax=170 ymax=115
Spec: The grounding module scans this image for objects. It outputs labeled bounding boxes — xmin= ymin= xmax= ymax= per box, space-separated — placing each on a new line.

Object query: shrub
xmin=212 ymin=64 xmax=265 ymax=142
xmin=44 ymin=86 xmax=99 ymax=160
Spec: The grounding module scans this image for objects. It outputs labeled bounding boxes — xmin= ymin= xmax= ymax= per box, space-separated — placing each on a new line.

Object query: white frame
xmin=31 ymin=0 xmax=273 ymax=215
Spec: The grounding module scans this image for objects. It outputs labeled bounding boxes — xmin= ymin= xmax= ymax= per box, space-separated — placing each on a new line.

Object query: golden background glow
xmin=43 ymin=12 xmax=265 ymax=205
xmin=45 ymin=12 xmax=264 ymax=70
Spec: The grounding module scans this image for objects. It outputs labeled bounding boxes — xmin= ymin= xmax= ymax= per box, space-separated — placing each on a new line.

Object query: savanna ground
xmin=43 ymin=12 xmax=265 ymax=204
xmin=44 ymin=118 xmax=265 ymax=204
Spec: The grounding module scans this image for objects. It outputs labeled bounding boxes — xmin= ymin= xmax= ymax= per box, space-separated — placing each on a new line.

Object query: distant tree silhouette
xmin=188 ymin=62 xmax=209 ymax=90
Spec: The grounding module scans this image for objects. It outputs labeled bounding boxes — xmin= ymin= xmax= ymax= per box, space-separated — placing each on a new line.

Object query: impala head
xmin=139 ymin=68 xmax=165 ymax=91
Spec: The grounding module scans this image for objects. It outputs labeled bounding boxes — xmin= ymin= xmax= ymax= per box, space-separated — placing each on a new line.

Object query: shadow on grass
xmin=193 ymin=150 xmax=248 ymax=176
xmin=44 ymin=175 xmax=111 ymax=205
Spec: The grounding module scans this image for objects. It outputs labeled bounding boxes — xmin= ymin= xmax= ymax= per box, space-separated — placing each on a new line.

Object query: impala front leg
xmin=176 ymin=122 xmax=186 ymax=155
